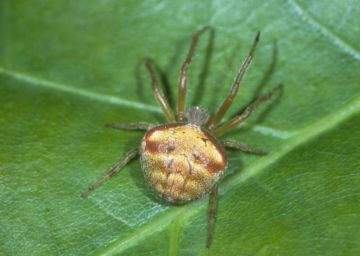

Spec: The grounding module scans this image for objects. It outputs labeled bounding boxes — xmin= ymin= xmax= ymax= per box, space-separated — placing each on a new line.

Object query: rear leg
xmin=105 ymin=123 xmax=153 ymax=131
xmin=207 ymin=184 xmax=218 ymax=248
xmin=81 ymin=148 xmax=139 ymax=198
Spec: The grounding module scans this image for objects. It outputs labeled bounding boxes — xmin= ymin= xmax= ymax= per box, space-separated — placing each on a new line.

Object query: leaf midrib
xmin=98 ymin=95 xmax=360 ymax=255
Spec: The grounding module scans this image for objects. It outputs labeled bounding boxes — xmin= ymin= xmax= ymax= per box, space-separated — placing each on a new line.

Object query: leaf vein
xmin=287 ymin=0 xmax=360 ymax=61
xmin=0 ymin=66 xmax=162 ymax=113
xmin=0 ymin=66 xmax=294 ymax=140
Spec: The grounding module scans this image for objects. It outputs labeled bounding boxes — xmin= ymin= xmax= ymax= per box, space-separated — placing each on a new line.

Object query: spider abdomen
xmin=140 ymin=123 xmax=227 ymax=204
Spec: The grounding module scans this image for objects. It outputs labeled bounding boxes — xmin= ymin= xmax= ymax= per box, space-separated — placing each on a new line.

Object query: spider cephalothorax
xmin=82 ymin=27 xmax=278 ymax=248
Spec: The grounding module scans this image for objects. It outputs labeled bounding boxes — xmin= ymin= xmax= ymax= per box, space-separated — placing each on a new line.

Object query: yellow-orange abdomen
xmin=140 ymin=123 xmax=227 ymax=204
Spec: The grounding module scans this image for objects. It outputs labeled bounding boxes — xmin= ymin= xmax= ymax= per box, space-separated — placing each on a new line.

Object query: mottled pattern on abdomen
xmin=140 ymin=123 xmax=227 ymax=204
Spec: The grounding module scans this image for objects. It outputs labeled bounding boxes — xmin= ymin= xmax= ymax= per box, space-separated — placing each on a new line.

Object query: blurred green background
xmin=1 ymin=1 xmax=359 ymax=255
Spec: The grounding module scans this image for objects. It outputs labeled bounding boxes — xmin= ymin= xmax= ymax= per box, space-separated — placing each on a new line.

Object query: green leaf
xmin=1 ymin=1 xmax=359 ymax=255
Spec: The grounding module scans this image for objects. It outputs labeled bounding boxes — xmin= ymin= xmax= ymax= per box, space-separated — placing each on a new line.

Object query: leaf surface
xmin=1 ymin=1 xmax=359 ymax=255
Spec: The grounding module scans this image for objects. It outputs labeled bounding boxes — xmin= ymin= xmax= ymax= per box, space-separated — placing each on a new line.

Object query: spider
xmin=82 ymin=27 xmax=278 ymax=248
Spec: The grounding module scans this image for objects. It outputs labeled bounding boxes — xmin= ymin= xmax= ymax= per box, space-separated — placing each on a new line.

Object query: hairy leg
xmin=212 ymin=85 xmax=280 ymax=136
xmin=207 ymin=32 xmax=260 ymax=129
xmin=207 ymin=184 xmax=218 ymax=248
xmin=145 ymin=59 xmax=176 ymax=122
xmin=105 ymin=123 xmax=153 ymax=131
xmin=81 ymin=148 xmax=139 ymax=198
xmin=222 ymin=139 xmax=266 ymax=155
xmin=177 ymin=27 xmax=210 ymax=121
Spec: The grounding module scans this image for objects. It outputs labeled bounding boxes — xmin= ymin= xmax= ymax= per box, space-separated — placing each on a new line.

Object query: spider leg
xmin=145 ymin=59 xmax=176 ymax=122
xmin=177 ymin=27 xmax=210 ymax=121
xmin=81 ymin=148 xmax=139 ymax=198
xmin=105 ymin=123 xmax=153 ymax=131
xmin=207 ymin=184 xmax=218 ymax=248
xmin=207 ymin=32 xmax=260 ymax=129
xmin=212 ymin=86 xmax=280 ymax=136
xmin=221 ymin=139 xmax=266 ymax=155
